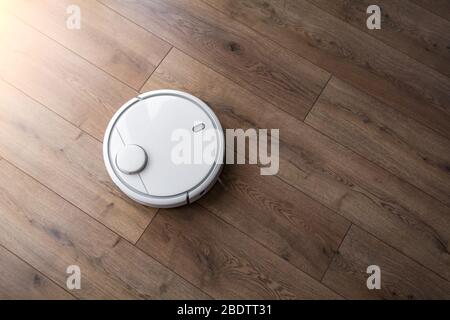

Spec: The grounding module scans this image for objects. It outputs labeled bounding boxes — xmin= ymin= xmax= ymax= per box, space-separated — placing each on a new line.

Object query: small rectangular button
xmin=192 ymin=122 xmax=206 ymax=132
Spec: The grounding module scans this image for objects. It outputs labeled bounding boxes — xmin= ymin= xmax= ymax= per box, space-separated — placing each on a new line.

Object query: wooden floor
xmin=0 ymin=0 xmax=449 ymax=299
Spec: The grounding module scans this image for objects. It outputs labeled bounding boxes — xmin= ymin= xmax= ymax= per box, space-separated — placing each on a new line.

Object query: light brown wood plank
xmin=142 ymin=49 xmax=350 ymax=280
xmin=0 ymin=246 xmax=74 ymax=300
xmin=306 ymin=77 xmax=450 ymax=206
xmin=308 ymin=0 xmax=450 ymax=78
xmin=2 ymin=0 xmax=171 ymax=90
xmin=0 ymin=79 xmax=155 ymax=243
xmin=0 ymin=159 xmax=207 ymax=299
xmin=410 ymin=0 xmax=450 ymax=21
xmin=0 ymin=12 xmax=136 ymax=141
xmin=323 ymin=226 xmax=450 ymax=299
xmin=100 ymin=0 xmax=330 ymax=120
xmin=204 ymin=0 xmax=450 ymax=138
xmin=137 ymin=204 xmax=340 ymax=299
xmin=145 ymin=49 xmax=450 ymax=282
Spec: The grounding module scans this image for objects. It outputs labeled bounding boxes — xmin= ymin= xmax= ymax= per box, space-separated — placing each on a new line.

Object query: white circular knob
xmin=115 ymin=144 xmax=147 ymax=174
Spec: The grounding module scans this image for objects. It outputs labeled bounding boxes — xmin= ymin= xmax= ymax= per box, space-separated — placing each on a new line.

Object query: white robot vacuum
xmin=103 ymin=90 xmax=225 ymax=208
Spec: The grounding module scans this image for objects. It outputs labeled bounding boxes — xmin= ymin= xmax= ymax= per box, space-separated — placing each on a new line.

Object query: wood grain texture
xmin=138 ymin=204 xmax=340 ymax=299
xmin=143 ymin=49 xmax=350 ymax=280
xmin=199 ymin=165 xmax=350 ymax=281
xmin=0 ymin=79 xmax=155 ymax=243
xmin=0 ymin=0 xmax=449 ymax=299
xmin=204 ymin=0 xmax=450 ymax=138
xmin=308 ymin=0 xmax=450 ymax=77
xmin=0 ymin=159 xmax=207 ymax=299
xmin=0 ymin=13 xmax=137 ymax=141
xmin=144 ymin=49 xmax=450 ymax=282
xmin=306 ymin=77 xmax=450 ymax=206
xmin=0 ymin=246 xmax=74 ymax=300
xmin=100 ymin=0 xmax=330 ymax=120
xmin=2 ymin=0 xmax=171 ymax=90
xmin=410 ymin=0 xmax=450 ymax=21
xmin=323 ymin=226 xmax=450 ymax=299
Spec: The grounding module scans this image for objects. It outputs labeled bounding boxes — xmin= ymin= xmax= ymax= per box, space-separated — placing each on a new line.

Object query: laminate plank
xmin=410 ymin=0 xmax=450 ymax=21
xmin=199 ymin=165 xmax=350 ymax=281
xmin=137 ymin=204 xmax=340 ymax=299
xmin=308 ymin=0 xmax=450 ymax=78
xmin=2 ymin=0 xmax=171 ymax=90
xmin=306 ymin=77 xmax=450 ymax=206
xmin=204 ymin=0 xmax=450 ymax=138
xmin=100 ymin=0 xmax=330 ymax=120
xmin=144 ymin=49 xmax=450 ymax=282
xmin=142 ymin=49 xmax=350 ymax=280
xmin=0 ymin=79 xmax=155 ymax=243
xmin=0 ymin=159 xmax=207 ymax=299
xmin=323 ymin=226 xmax=450 ymax=299
xmin=0 ymin=12 xmax=136 ymax=141
xmin=0 ymin=246 xmax=74 ymax=300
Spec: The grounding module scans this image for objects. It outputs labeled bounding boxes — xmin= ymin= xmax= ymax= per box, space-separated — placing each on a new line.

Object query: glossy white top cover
xmin=103 ymin=90 xmax=225 ymax=208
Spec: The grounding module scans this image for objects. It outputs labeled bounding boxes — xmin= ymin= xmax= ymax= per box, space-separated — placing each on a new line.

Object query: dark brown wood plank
xmin=0 ymin=159 xmax=207 ymax=299
xmin=2 ymin=0 xmax=171 ymax=90
xmin=144 ymin=49 xmax=450 ymax=282
xmin=199 ymin=165 xmax=350 ymax=281
xmin=323 ymin=226 xmax=450 ymax=299
xmin=0 ymin=0 xmax=448 ymax=299
xmin=0 ymin=78 xmax=155 ymax=243
xmin=142 ymin=49 xmax=350 ymax=280
xmin=0 ymin=12 xmax=137 ymax=141
xmin=306 ymin=77 xmax=450 ymax=206
xmin=0 ymin=246 xmax=74 ymax=300
xmin=100 ymin=0 xmax=330 ymax=121
xmin=137 ymin=204 xmax=340 ymax=299
xmin=410 ymin=0 xmax=450 ymax=21
xmin=204 ymin=0 xmax=450 ymax=138
xmin=308 ymin=0 xmax=450 ymax=78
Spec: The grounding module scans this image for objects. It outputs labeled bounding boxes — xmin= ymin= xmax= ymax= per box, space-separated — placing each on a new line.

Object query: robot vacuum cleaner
xmin=103 ymin=90 xmax=225 ymax=208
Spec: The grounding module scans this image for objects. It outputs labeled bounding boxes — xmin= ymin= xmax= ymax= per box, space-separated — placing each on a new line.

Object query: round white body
xmin=103 ymin=90 xmax=225 ymax=208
